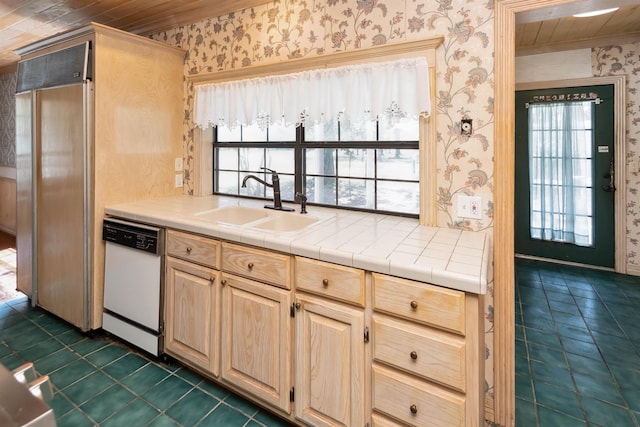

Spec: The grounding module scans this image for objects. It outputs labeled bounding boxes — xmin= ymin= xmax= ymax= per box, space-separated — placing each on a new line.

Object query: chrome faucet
xmin=241 ymin=167 xmax=294 ymax=211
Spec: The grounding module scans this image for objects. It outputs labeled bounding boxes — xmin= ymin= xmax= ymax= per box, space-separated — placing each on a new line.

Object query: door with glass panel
xmin=514 ymin=85 xmax=615 ymax=268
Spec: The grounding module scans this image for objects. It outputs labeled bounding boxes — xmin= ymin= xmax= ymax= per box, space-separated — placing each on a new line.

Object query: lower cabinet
xmin=220 ymin=272 xmax=292 ymax=414
xmin=162 ymin=230 xmax=485 ymax=426
xmin=164 ymin=256 xmax=220 ymax=376
xmin=294 ymin=293 xmax=365 ymax=427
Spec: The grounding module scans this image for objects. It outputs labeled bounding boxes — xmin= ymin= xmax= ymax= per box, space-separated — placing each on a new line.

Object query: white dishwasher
xmin=102 ymin=218 xmax=164 ymax=356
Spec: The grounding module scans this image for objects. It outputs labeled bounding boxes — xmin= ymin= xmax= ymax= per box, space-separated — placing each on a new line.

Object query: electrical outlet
xmin=175 ymin=173 xmax=183 ymax=188
xmin=461 ymin=119 xmax=473 ymax=136
xmin=458 ymin=195 xmax=482 ymax=219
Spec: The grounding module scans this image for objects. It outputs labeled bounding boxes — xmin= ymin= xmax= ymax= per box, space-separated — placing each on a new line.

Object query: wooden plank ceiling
xmin=515 ymin=0 xmax=640 ymax=56
xmin=1 ymin=0 xmax=639 ymax=72
xmin=0 ymin=0 xmax=269 ymax=72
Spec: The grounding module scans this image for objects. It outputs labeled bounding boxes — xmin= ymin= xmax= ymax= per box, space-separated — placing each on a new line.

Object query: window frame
xmin=212 ymin=123 xmax=420 ymax=217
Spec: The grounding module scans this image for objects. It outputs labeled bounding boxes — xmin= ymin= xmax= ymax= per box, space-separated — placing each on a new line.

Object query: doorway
xmin=495 ymin=1 xmax=630 ymax=426
xmin=514 ymin=85 xmax=616 ymax=268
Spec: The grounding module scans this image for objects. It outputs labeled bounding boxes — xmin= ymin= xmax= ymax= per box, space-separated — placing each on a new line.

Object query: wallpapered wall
xmin=150 ymin=0 xmax=498 ymax=403
xmin=593 ymin=42 xmax=640 ymax=272
xmin=0 ymin=73 xmax=16 ymax=167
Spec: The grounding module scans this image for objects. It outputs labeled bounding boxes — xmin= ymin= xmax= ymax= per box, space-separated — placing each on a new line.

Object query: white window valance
xmin=194 ymin=57 xmax=430 ymax=129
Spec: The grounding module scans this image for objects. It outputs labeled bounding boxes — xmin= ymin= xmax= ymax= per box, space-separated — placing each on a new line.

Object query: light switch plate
xmin=175 ymin=173 xmax=183 ymax=188
xmin=458 ymin=195 xmax=482 ymax=219
xmin=175 ymin=157 xmax=183 ymax=172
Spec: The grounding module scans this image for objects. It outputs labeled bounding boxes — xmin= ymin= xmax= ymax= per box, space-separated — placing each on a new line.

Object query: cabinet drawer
xmin=371 ymin=413 xmax=405 ymax=427
xmin=221 ymin=242 xmax=291 ymax=289
xmin=295 ymin=257 xmax=365 ymax=307
xmin=166 ymin=229 xmax=219 ymax=269
xmin=372 ymin=364 xmax=465 ymax=427
xmin=373 ymin=315 xmax=465 ymax=392
xmin=372 ymin=273 xmax=465 ymax=334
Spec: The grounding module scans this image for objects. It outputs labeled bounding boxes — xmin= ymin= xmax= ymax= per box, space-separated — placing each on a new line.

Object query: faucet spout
xmin=241 ymin=168 xmax=294 ymax=212
xmin=241 ymin=174 xmax=271 ymax=189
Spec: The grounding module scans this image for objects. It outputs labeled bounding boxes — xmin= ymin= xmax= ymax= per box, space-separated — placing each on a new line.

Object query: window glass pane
xmin=217 ymin=125 xmax=241 ymax=142
xmin=240 ymin=147 xmax=265 ymax=172
xmin=338 ymin=178 xmax=374 ymax=209
xmin=269 ymin=122 xmax=296 ymax=141
xmin=266 ymin=148 xmax=295 ymax=174
xmin=572 ymin=158 xmax=592 ymax=187
xmin=379 ymin=117 xmax=419 ymax=141
xmin=573 ymin=187 xmax=592 ymax=216
xmin=377 ymin=181 xmax=420 ymax=214
xmin=279 ymin=174 xmax=295 ymax=201
xmin=340 ymin=121 xmax=376 ymax=141
xmin=217 ymin=171 xmax=239 ymax=194
xmin=242 ymin=123 xmax=268 ymax=142
xmin=305 ymin=121 xmax=338 ymax=141
xmin=217 ymin=148 xmax=238 ymax=170
xmin=306 ymin=149 xmax=336 ymax=176
xmin=306 ymin=176 xmax=336 ymax=204
xmin=337 ymin=149 xmax=374 ymax=178
xmin=377 ymin=149 xmax=419 ymax=180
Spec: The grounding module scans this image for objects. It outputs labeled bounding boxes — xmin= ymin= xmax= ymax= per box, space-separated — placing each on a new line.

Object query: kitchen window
xmin=195 ymin=54 xmax=433 ymax=218
xmin=212 ymin=116 xmax=420 ymax=216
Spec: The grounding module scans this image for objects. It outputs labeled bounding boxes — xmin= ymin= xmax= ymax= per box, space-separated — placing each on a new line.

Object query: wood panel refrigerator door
xmin=36 ymin=84 xmax=87 ymax=329
xmin=16 ymin=91 xmax=33 ymax=297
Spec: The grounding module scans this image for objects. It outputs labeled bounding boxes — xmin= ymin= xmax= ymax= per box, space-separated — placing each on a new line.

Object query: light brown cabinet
xmin=165 ymin=257 xmax=220 ymax=376
xmin=371 ymin=273 xmax=484 ymax=427
xmin=220 ymin=273 xmax=292 ymax=413
xmin=221 ymin=241 xmax=292 ymax=289
xmin=166 ymin=229 xmax=220 ymax=269
xmin=293 ymin=256 xmax=367 ymax=426
xmin=162 ymin=229 xmax=484 ymax=426
xmin=293 ymin=293 xmax=365 ymax=427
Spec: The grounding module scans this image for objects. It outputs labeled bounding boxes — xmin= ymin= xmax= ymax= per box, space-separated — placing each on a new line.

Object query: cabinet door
xmin=294 ymin=294 xmax=366 ymax=427
xmin=221 ymin=273 xmax=292 ymax=413
xmin=165 ymin=257 xmax=220 ymax=376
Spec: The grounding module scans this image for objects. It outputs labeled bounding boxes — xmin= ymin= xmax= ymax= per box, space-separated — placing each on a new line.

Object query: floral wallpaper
xmin=150 ymin=0 xmax=497 ymax=412
xmin=0 ymin=72 xmax=16 ymax=167
xmin=593 ymin=42 xmax=640 ymax=272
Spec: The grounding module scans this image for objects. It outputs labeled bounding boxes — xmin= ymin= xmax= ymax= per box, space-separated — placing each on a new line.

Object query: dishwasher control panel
xmin=102 ymin=218 xmax=162 ymax=255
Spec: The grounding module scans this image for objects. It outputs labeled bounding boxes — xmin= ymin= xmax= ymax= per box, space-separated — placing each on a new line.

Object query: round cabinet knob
xmin=295 ymin=302 xmax=301 ymax=310
xmin=247 ymin=262 xmax=254 ymax=270
xmin=410 ymin=404 xmax=418 ymax=415
xmin=186 ymin=247 xmax=192 ymax=253
xmin=410 ymin=351 xmax=418 ymax=360
xmin=322 ymin=279 xmax=329 ymax=287
xmin=209 ymin=276 xmax=215 ymax=283
xmin=220 ymin=279 xmax=227 ymax=286
xmin=410 ymin=300 xmax=418 ymax=309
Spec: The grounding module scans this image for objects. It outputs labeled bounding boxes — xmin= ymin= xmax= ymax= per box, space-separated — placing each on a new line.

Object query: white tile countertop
xmin=105 ymin=195 xmax=492 ymax=294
